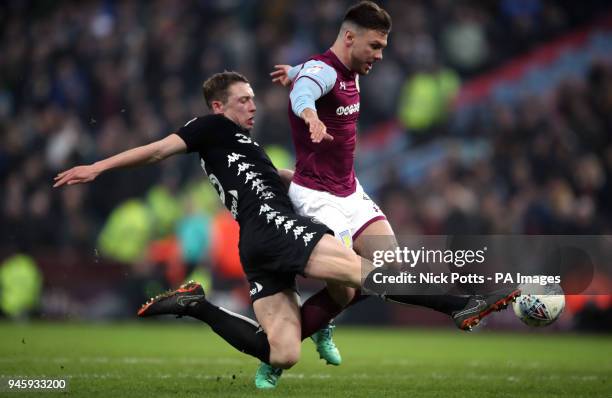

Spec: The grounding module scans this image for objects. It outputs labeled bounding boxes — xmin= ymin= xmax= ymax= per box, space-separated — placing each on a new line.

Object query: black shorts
xmin=239 ymin=207 xmax=332 ymax=302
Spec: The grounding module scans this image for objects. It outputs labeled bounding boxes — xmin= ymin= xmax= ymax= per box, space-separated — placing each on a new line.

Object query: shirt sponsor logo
xmin=336 ymin=103 xmax=360 ymax=116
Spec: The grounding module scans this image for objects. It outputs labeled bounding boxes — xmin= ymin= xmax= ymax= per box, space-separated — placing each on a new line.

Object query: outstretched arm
xmin=53 ymin=133 xmax=186 ymax=188
xmin=288 ymin=61 xmax=337 ymax=143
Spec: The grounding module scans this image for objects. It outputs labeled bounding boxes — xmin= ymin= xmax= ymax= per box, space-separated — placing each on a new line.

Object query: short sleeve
xmin=294 ymin=60 xmax=337 ymax=96
xmin=175 ymin=115 xmax=222 ymax=153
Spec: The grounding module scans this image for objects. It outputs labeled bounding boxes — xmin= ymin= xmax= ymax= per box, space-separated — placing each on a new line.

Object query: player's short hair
xmin=202 ymin=71 xmax=249 ymax=109
xmin=343 ymin=1 xmax=391 ymax=34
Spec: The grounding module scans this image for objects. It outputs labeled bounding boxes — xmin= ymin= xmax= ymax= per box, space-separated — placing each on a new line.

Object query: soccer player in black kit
xmin=54 ymin=71 xmax=519 ymax=386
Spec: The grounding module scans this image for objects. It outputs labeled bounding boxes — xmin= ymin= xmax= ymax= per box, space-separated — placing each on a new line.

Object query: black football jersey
xmin=176 ymin=114 xmax=293 ymax=224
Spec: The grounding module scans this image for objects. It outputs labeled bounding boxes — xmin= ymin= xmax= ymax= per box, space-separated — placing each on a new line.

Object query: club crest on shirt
xmin=305 ymin=65 xmax=323 ymax=74
xmin=339 ymin=229 xmax=352 ymax=248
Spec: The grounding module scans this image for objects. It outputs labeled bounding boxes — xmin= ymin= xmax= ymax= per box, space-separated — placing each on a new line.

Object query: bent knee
xmin=269 ymin=345 xmax=301 ymax=369
xmin=267 ymin=330 xmax=301 ymax=369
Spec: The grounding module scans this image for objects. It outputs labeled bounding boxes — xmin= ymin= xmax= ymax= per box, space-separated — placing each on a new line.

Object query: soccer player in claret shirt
xmin=54 ymin=71 xmax=519 ymax=390
xmin=267 ymin=0 xmax=516 ymax=387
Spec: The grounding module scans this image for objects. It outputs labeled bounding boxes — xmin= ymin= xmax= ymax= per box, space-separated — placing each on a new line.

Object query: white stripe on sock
xmin=218 ymin=306 xmax=261 ymax=329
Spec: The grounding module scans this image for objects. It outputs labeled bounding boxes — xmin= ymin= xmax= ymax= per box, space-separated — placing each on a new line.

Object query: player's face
xmin=219 ymin=82 xmax=256 ymax=130
xmin=349 ymin=29 xmax=388 ymax=75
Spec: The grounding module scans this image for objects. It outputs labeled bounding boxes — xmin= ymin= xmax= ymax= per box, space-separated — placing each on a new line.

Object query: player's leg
xmin=305 ymin=182 xmax=393 ymax=316
xmin=349 ymin=218 xmax=396 ymax=307
xmin=288 ymin=182 xmax=357 ymax=303
xmin=353 ymin=219 xmax=398 ymax=260
xmin=289 ymin=182 xmax=358 ymax=307
xmin=352 ymin=218 xmax=520 ymax=328
xmin=139 ymin=280 xmax=303 ymax=389
xmin=304 ymin=234 xmax=520 ymax=330
xmin=303 ymin=234 xmax=369 ymax=286
xmin=251 ymin=288 xmax=301 ymax=389
xmin=287 ymin=182 xmax=351 ymax=364
xmin=299 ymin=283 xmax=348 ymax=365
xmin=137 ymin=282 xmax=272 ymax=363
xmin=248 ymin=272 xmax=304 ymax=389
xmin=252 ymin=289 xmax=302 ymax=369
xmin=353 ymin=217 xmax=475 ymax=315
xmin=309 ymin=253 xmax=354 ymax=366
xmin=340 ymin=186 xmax=396 ymax=309
xmin=301 ymin=222 xmax=392 ymax=324
xmin=301 ymin=184 xmax=398 ymax=314
xmin=353 ymin=218 xmax=472 ymax=314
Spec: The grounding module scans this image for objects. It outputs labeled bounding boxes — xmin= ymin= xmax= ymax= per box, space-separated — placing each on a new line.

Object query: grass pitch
xmin=0 ymin=322 xmax=610 ymax=397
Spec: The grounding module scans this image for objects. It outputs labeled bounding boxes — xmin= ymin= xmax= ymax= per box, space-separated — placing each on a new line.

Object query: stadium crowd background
xmin=1 ymin=0 xmax=611 ymax=327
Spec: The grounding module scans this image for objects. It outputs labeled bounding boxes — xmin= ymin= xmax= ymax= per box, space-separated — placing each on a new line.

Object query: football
xmin=512 ymin=283 xmax=566 ymax=327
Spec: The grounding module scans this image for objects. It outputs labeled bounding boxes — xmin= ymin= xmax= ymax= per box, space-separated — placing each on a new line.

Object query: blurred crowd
xmin=378 ymin=61 xmax=612 ymax=236
xmin=1 ymin=0 xmax=611 ymax=259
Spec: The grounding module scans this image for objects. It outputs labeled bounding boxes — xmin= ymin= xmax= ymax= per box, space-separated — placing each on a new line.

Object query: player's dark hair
xmin=343 ymin=1 xmax=391 ymax=33
xmin=202 ymin=71 xmax=249 ymax=109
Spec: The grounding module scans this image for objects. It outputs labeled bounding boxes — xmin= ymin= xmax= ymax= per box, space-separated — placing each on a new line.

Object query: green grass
xmin=0 ymin=322 xmax=610 ymax=397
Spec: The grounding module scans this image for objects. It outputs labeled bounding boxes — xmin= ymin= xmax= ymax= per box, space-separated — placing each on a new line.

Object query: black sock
xmin=385 ymin=294 xmax=470 ymax=316
xmin=187 ymin=300 xmax=270 ymax=363
xmin=363 ymin=268 xmax=470 ymax=316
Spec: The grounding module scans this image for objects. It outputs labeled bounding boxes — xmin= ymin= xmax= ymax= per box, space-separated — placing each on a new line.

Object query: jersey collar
xmin=324 ymin=49 xmax=356 ymax=80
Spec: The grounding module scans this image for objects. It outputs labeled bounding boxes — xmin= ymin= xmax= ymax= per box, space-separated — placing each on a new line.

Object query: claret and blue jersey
xmin=288 ymin=50 xmax=361 ymax=197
